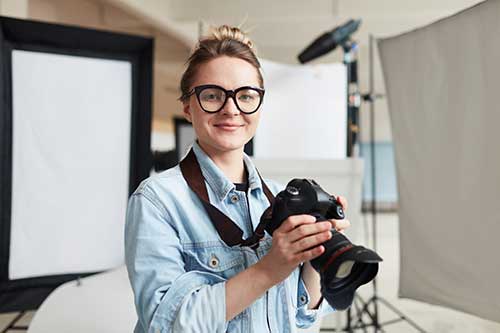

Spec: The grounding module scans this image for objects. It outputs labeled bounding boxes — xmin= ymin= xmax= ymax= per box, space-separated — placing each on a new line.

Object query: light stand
xmin=299 ymin=25 xmax=429 ymax=332
xmin=327 ymin=34 xmax=428 ymax=333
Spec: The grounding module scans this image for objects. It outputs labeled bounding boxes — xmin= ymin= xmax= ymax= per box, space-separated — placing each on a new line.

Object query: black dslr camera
xmin=261 ymin=179 xmax=382 ymax=310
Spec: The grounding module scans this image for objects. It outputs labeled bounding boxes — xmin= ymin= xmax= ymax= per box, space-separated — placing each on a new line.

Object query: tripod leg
xmin=1 ymin=311 xmax=28 ymax=333
xmin=353 ymin=296 xmax=368 ymax=333
xmin=350 ymin=295 xmax=385 ymax=333
xmin=377 ymin=298 xmax=428 ymax=333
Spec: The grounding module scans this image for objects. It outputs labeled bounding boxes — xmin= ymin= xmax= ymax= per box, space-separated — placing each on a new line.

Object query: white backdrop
xmin=256 ymin=60 xmax=347 ymax=159
xmin=379 ymin=0 xmax=500 ymax=323
xmin=10 ymin=50 xmax=132 ymax=279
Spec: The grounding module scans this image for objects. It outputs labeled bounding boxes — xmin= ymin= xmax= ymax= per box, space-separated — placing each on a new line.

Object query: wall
xmin=0 ymin=0 xmax=28 ymax=18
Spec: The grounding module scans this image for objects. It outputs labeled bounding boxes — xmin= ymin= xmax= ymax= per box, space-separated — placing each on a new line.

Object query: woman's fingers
xmin=286 ymin=221 xmax=331 ymax=243
xmin=291 ymin=230 xmax=332 ymax=253
xmin=276 ymin=214 xmax=316 ymax=234
xmin=337 ymin=195 xmax=348 ymax=211
xmin=297 ymin=245 xmax=325 ymax=262
xmin=329 ymin=218 xmax=351 ymax=232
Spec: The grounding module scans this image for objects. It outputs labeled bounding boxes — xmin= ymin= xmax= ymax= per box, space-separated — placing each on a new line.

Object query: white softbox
xmin=0 ymin=16 xmax=153 ymax=312
xmin=378 ymin=0 xmax=500 ymax=322
xmin=257 ymin=59 xmax=347 ymax=159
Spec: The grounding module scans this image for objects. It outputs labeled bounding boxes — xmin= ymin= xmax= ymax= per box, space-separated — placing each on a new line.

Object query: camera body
xmin=264 ymin=179 xmax=345 ymax=235
xmin=261 ymin=178 xmax=382 ymax=310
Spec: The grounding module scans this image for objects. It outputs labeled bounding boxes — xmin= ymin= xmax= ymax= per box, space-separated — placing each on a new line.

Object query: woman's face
xmin=183 ymin=56 xmax=262 ymax=156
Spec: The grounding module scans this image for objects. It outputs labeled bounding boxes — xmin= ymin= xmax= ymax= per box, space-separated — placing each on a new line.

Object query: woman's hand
xmin=257 ymin=196 xmax=351 ymax=285
xmin=329 ymin=196 xmax=351 ymax=233
xmin=257 ymin=214 xmax=332 ymax=285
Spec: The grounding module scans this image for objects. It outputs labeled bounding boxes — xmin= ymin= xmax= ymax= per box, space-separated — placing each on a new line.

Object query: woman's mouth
xmin=214 ymin=123 xmax=244 ymax=131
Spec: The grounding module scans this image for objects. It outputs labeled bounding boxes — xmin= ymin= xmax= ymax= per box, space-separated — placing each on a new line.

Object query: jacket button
xmin=299 ymin=295 xmax=307 ymax=304
xmin=209 ymin=255 xmax=219 ymax=268
xmin=230 ymin=195 xmax=239 ymax=203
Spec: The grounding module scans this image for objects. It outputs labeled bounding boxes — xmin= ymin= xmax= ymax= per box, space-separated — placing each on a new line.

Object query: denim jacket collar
xmin=192 ymin=141 xmax=263 ymax=202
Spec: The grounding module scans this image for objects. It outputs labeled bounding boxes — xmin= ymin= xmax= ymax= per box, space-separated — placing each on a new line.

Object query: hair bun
xmin=209 ymin=25 xmax=254 ymax=49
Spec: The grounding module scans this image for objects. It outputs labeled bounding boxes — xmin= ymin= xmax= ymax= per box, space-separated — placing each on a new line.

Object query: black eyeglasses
xmin=184 ymin=84 xmax=265 ymax=114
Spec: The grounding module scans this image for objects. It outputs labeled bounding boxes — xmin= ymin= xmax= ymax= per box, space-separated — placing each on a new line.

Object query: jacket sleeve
xmin=294 ymin=266 xmax=335 ymax=328
xmin=125 ymin=190 xmax=228 ymax=333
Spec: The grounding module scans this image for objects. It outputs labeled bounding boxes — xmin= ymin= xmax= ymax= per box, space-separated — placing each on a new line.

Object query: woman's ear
xmin=183 ymin=102 xmax=192 ymax=123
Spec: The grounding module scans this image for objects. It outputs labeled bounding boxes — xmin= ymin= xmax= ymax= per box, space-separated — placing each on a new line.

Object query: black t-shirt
xmin=234 ymin=167 xmax=251 ymax=227
xmin=234 ymin=182 xmax=249 ymax=192
xmin=233 ymin=165 xmax=249 ymax=193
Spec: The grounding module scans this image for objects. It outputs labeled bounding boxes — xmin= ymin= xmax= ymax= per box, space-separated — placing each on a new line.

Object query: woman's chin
xmin=211 ymin=139 xmax=247 ymax=152
xmin=219 ymin=143 xmax=245 ymax=152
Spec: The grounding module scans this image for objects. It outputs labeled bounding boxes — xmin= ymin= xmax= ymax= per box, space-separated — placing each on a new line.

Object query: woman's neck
xmin=197 ymin=142 xmax=246 ymax=183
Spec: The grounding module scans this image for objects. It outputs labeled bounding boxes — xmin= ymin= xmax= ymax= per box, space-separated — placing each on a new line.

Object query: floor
xmin=1 ymin=213 xmax=499 ymax=333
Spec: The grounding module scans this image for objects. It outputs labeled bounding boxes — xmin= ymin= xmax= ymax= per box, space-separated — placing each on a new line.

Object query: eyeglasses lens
xmin=199 ymin=87 xmax=226 ymax=112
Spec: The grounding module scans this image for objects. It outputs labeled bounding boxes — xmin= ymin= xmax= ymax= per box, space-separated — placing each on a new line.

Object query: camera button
xmin=230 ymin=194 xmax=239 ymax=203
xmin=286 ymin=186 xmax=299 ymax=195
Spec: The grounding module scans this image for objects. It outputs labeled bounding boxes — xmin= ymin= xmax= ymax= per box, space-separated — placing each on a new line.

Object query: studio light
xmin=298 ymin=19 xmax=361 ymax=64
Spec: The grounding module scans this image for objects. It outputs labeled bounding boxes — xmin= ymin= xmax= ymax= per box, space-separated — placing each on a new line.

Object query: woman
xmin=125 ymin=25 xmax=350 ymax=333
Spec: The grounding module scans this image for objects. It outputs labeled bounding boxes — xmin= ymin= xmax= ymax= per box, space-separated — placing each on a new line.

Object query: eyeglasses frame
xmin=185 ymin=84 xmax=265 ymax=114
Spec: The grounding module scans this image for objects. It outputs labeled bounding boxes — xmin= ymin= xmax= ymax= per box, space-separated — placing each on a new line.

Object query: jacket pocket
xmin=183 ymin=242 xmax=245 ymax=280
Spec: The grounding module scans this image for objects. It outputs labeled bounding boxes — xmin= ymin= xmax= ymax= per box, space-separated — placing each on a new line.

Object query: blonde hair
xmin=210 ymin=25 xmax=255 ymax=50
xmin=179 ymin=25 xmax=263 ymax=102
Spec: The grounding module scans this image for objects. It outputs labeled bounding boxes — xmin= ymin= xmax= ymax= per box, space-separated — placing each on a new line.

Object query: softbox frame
xmin=0 ymin=16 xmax=153 ymax=312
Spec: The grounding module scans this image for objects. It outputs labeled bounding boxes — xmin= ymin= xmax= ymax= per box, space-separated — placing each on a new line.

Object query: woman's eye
xmin=239 ymin=94 xmax=255 ymax=102
xmin=202 ymin=93 xmax=222 ymax=101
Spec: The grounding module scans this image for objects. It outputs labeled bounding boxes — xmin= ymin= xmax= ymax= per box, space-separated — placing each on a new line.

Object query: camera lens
xmin=336 ymin=260 xmax=355 ymax=278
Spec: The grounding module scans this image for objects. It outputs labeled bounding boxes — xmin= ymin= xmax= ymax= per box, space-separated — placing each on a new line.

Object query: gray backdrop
xmin=378 ymin=0 xmax=500 ymax=323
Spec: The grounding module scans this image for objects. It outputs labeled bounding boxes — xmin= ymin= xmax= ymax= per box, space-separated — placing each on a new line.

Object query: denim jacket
xmin=125 ymin=141 xmax=333 ymax=333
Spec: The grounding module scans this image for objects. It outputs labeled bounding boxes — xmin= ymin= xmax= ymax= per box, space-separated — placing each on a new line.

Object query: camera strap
xmin=179 ymin=148 xmax=274 ymax=249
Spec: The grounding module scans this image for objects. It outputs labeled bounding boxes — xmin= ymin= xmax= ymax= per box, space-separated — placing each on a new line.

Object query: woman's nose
xmin=221 ymin=96 xmax=240 ymax=115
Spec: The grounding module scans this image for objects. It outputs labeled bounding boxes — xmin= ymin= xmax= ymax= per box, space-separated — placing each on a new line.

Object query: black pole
xmin=368 ymin=33 xmax=380 ymax=332
xmin=345 ymin=48 xmax=353 ymax=157
xmin=344 ymin=41 xmax=360 ymax=157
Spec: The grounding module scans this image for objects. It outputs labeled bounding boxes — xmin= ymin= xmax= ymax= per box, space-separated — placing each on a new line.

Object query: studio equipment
xmin=298 ymin=19 xmax=427 ymax=332
xmin=298 ymin=19 xmax=361 ymax=64
xmin=0 ymin=16 xmax=153 ymax=330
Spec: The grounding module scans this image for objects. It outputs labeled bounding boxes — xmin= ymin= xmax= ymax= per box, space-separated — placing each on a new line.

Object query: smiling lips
xmin=214 ymin=123 xmax=244 ymax=131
